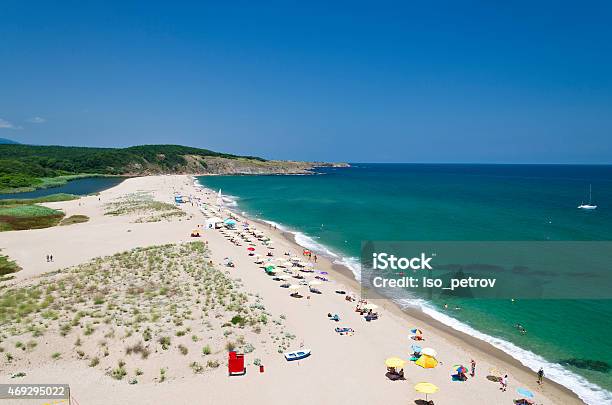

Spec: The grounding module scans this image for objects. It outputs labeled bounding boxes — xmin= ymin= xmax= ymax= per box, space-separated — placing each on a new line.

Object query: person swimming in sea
xmin=514 ymin=323 xmax=527 ymax=335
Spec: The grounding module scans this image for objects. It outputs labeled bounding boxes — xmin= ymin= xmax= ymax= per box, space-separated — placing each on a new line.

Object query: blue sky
xmin=1 ymin=1 xmax=611 ymax=163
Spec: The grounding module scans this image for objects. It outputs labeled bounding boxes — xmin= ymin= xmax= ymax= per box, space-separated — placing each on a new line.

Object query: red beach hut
xmin=228 ymin=351 xmax=245 ymax=376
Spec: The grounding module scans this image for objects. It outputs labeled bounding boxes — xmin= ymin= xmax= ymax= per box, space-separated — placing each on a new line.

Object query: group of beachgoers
xmin=191 ymin=186 xmax=549 ymax=405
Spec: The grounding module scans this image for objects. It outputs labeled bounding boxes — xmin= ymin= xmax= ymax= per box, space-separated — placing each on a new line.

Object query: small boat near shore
xmin=284 ymin=349 xmax=311 ymax=361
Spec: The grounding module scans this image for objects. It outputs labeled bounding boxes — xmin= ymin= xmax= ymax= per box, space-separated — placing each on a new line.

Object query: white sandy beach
xmin=0 ymin=175 xmax=584 ymax=405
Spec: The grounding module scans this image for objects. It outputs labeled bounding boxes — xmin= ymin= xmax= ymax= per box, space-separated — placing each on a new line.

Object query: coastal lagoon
xmin=198 ymin=164 xmax=612 ymax=402
xmin=0 ymin=177 xmax=125 ymax=200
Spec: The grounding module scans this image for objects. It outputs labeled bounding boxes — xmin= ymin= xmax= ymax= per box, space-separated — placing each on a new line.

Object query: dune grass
xmin=104 ymin=192 xmax=186 ymax=223
xmin=0 ymin=242 xmax=293 ymax=383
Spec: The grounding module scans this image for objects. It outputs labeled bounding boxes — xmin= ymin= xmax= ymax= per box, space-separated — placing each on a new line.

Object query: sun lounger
xmin=334 ymin=327 xmax=354 ymax=335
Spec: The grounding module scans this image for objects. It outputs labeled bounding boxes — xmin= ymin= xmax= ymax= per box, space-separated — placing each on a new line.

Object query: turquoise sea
xmin=197 ymin=164 xmax=612 ymax=404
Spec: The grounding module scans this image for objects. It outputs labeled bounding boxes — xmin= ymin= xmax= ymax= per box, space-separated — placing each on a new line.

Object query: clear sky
xmin=1 ymin=1 xmax=611 ymax=163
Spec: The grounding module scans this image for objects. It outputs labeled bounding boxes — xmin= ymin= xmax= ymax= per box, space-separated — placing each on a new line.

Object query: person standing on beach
xmin=470 ymin=359 xmax=476 ymax=377
xmin=46 ymin=254 xmax=49 ymax=262
xmin=500 ymin=374 xmax=508 ymax=392
xmin=538 ymin=367 xmax=544 ymax=385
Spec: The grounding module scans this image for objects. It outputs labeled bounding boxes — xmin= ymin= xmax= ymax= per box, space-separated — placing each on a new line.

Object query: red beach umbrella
xmin=247 ymin=247 xmax=255 ymax=251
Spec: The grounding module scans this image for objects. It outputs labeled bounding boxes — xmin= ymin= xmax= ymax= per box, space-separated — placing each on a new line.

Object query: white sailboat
xmin=578 ymin=184 xmax=597 ymax=210
xmin=217 ymin=188 xmax=234 ymax=205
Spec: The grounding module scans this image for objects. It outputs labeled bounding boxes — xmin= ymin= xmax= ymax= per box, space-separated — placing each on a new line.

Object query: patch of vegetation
xmin=0 ymin=254 xmax=20 ymax=276
xmin=60 ymin=215 xmax=89 ymax=226
xmin=0 ymin=194 xmax=78 ymax=205
xmin=0 ymin=204 xmax=64 ymax=231
xmin=111 ymin=360 xmax=127 ymax=380
xmin=158 ymin=336 xmax=171 ymax=350
xmin=104 ymin=192 xmax=186 ymax=223
xmin=206 ymin=360 xmax=220 ymax=368
xmin=190 ymin=361 xmax=204 ymax=373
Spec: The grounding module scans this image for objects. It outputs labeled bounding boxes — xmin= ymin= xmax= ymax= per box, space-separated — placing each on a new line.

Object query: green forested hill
xmin=0 ymin=144 xmax=265 ymax=191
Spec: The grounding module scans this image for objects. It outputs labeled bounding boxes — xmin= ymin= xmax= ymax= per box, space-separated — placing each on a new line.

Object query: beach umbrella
xmin=453 ymin=365 xmax=468 ymax=374
xmin=422 ymin=347 xmax=438 ymax=357
xmin=385 ymin=357 xmax=406 ymax=368
xmin=421 ymin=348 xmax=437 ymax=357
xmin=414 ymin=347 xmax=438 ymax=368
xmin=415 ymin=355 xmax=438 ymax=369
xmin=517 ymin=388 xmax=534 ymax=399
xmin=308 ymin=280 xmax=322 ymax=286
xmin=411 ymin=328 xmax=423 ymax=335
xmin=288 ymin=284 xmax=302 ymax=290
xmin=414 ymin=382 xmax=438 ymax=402
xmin=411 ymin=345 xmax=422 ymax=353
xmin=247 ymin=247 xmax=255 ymax=251
xmin=265 ymin=265 xmax=275 ymax=271
xmin=276 ymin=275 xmax=290 ymax=280
xmin=363 ymin=303 xmax=378 ymax=310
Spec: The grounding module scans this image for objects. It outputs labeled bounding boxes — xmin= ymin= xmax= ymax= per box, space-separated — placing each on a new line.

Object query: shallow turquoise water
xmin=198 ymin=164 xmax=612 ymax=399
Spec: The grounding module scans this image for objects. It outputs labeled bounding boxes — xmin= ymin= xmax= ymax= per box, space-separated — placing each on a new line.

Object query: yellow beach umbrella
xmin=414 ymin=382 xmax=438 ymax=402
xmin=385 ymin=357 xmax=406 ymax=368
xmin=415 ymin=354 xmax=438 ymax=369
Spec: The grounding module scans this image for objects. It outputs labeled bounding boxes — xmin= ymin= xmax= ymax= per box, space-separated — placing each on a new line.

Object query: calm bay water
xmin=0 ymin=177 xmax=125 ymax=200
xmin=198 ymin=164 xmax=612 ymax=403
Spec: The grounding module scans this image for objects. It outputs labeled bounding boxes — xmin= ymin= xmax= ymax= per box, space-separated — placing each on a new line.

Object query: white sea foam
xmin=192 ymin=178 xmax=612 ymax=405
xmin=394 ymin=298 xmax=612 ymax=405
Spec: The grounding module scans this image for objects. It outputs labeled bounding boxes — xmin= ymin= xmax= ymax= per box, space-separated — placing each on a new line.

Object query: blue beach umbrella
xmin=411 ymin=345 xmax=422 ymax=353
xmin=516 ymin=387 xmax=534 ymax=399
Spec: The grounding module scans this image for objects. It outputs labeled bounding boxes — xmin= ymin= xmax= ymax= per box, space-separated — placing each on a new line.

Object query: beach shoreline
xmin=202 ymin=178 xmax=587 ymax=405
xmin=0 ymin=174 xmax=592 ymax=404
